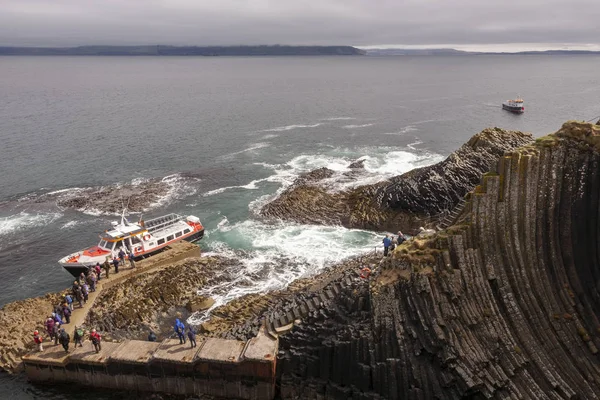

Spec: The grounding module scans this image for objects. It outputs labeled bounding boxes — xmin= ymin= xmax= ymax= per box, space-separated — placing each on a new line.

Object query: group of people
xmin=34 ymin=323 xmax=102 ymax=354
xmin=145 ymin=319 xmax=198 ymax=349
xmin=174 ymin=318 xmax=198 ymax=348
xmin=382 ymin=231 xmax=407 ymax=256
xmin=31 ymin=247 xmax=138 ymax=354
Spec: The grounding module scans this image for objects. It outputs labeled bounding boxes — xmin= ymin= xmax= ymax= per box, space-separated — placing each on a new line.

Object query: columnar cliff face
xmin=261 ymin=128 xmax=533 ymax=233
xmin=277 ymin=121 xmax=600 ymax=399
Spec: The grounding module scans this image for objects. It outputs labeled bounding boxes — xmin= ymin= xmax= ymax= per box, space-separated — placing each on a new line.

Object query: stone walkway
xmin=61 ymin=241 xmax=200 ymax=337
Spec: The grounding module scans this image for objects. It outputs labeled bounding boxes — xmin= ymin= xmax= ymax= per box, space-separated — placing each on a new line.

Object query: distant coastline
xmin=0 ymin=45 xmax=365 ymax=56
xmin=364 ymin=48 xmax=600 ymax=56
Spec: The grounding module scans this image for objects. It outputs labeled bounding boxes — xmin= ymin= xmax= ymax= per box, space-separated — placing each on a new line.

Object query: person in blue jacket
xmin=64 ymin=294 xmax=73 ymax=311
xmin=383 ymin=234 xmax=391 ymax=256
xmin=174 ymin=319 xmax=186 ymax=344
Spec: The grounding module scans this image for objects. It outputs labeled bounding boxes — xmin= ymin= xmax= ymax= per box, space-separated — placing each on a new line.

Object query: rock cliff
xmin=275 ymin=121 xmax=600 ymax=399
xmin=261 ymin=127 xmax=533 ymax=233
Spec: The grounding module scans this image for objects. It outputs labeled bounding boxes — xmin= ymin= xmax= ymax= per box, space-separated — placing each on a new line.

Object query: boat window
xmin=183 ymin=229 xmax=191 ymax=234
xmin=167 ymin=234 xmax=175 ymax=241
xmin=175 ymin=231 xmax=183 ymax=238
xmin=131 ymin=235 xmax=141 ymax=245
xmin=98 ymin=240 xmax=108 ymax=249
xmin=157 ymin=238 xmax=165 ymax=245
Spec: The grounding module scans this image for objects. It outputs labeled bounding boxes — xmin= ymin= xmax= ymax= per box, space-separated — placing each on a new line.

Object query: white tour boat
xmin=502 ymin=97 xmax=525 ymax=113
xmin=58 ymin=211 xmax=204 ymax=277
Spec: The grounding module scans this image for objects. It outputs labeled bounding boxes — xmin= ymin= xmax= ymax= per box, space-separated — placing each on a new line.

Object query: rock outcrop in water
xmin=274 ymin=121 xmax=600 ymax=399
xmin=261 ymin=128 xmax=533 ymax=233
xmin=54 ymin=179 xmax=170 ymax=214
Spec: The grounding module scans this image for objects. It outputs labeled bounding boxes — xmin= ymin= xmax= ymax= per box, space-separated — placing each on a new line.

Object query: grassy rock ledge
xmin=261 ymin=127 xmax=533 ymax=233
xmin=274 ymin=121 xmax=600 ymax=399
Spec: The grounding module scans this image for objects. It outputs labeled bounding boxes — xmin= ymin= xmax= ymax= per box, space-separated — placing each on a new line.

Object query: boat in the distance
xmin=58 ymin=211 xmax=204 ymax=277
xmin=502 ymin=97 xmax=525 ymax=113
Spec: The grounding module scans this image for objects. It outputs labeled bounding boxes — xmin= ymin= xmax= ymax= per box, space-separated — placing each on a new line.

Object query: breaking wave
xmin=261 ymin=123 xmax=322 ymax=132
xmin=188 ymin=219 xmax=381 ymax=324
xmin=343 ymin=123 xmax=375 ymax=129
xmin=381 ymin=125 xmax=419 ymax=135
xmin=0 ymin=212 xmax=62 ymax=237
xmin=220 ymin=142 xmax=271 ymax=158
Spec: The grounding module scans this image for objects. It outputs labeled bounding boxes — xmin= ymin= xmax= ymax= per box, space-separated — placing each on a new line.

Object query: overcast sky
xmin=2 ymin=0 xmax=600 ymax=50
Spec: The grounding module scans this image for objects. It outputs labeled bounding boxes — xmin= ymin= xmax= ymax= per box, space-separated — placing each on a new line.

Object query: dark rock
xmin=56 ymin=179 xmax=170 ymax=214
xmin=261 ymin=127 xmax=533 ymax=233
xmin=348 ymin=159 xmax=366 ymax=169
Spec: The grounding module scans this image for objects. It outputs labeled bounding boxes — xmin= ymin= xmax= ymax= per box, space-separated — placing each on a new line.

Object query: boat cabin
xmin=98 ymin=220 xmax=147 ymax=255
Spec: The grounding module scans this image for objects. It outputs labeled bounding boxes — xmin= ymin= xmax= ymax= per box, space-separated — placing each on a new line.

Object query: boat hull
xmin=502 ymin=104 xmax=524 ymax=113
xmin=63 ymin=265 xmax=93 ymax=278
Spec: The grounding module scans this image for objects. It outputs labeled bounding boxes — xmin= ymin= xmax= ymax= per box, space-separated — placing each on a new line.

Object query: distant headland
xmin=364 ymin=47 xmax=600 ymax=56
xmin=0 ymin=45 xmax=365 ymax=56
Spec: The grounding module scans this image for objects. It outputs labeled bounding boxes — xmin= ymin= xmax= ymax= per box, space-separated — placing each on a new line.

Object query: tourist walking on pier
xmin=81 ymin=283 xmax=89 ymax=303
xmin=53 ymin=304 xmax=63 ymax=320
xmin=73 ymin=326 xmax=84 ymax=347
xmin=128 ymin=250 xmax=136 ymax=269
xmin=112 ymin=257 xmax=120 ymax=274
xmin=79 ymin=272 xmax=86 ymax=286
xmin=88 ymin=272 xmax=97 ymax=292
xmin=103 ymin=258 xmax=111 ymax=279
xmin=174 ymin=319 xmax=186 ymax=344
xmin=61 ymin=303 xmax=71 ymax=324
xmin=33 ymin=330 xmax=43 ymax=352
xmin=383 ymin=234 xmax=391 ymax=257
xmin=187 ymin=327 xmax=197 ymax=348
xmin=64 ymin=294 xmax=73 ymax=311
xmin=52 ymin=312 xmax=64 ymax=326
xmin=95 ymin=262 xmax=102 ymax=281
xmin=118 ymin=248 xmax=126 ymax=267
xmin=58 ymin=328 xmax=70 ymax=353
xmin=52 ymin=323 xmax=61 ymax=345
xmin=73 ymin=282 xmax=84 ymax=308
xmin=44 ymin=317 xmax=55 ymax=341
xmin=90 ymin=329 xmax=102 ymax=353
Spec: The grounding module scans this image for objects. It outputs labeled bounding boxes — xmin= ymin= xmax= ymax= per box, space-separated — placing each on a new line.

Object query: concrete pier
xmin=22 ymin=327 xmax=278 ymax=399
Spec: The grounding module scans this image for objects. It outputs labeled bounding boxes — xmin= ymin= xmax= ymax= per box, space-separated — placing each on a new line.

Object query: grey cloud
xmin=0 ymin=0 xmax=599 ymax=47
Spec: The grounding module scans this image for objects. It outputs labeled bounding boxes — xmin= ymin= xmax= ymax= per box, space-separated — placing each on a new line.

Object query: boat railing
xmin=144 ymin=213 xmax=186 ymax=233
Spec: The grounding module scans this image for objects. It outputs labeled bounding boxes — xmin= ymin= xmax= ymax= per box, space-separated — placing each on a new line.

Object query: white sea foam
xmin=60 ymin=220 xmax=79 ymax=229
xmin=144 ymin=173 xmax=200 ymax=211
xmin=261 ymin=123 xmax=322 ymax=132
xmin=342 ymin=123 xmax=375 ymax=129
xmin=187 ymin=220 xmax=381 ymax=324
xmin=221 ymin=142 xmax=271 ymax=158
xmin=46 ymin=187 xmax=84 ymax=196
xmin=407 ymin=140 xmax=423 ymax=150
xmin=322 ymin=117 xmax=357 ymax=121
xmin=381 ymin=125 xmax=418 ymax=135
xmin=0 ymin=212 xmax=62 ymax=237
xmin=202 ymin=178 xmax=268 ymax=197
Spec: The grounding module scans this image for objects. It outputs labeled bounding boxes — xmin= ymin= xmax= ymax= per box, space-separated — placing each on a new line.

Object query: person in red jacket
xmin=89 ymin=329 xmax=102 ymax=353
xmin=33 ymin=330 xmax=43 ymax=352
